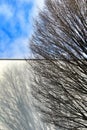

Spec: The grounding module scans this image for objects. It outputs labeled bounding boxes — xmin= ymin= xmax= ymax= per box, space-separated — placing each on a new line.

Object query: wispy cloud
xmin=9 ymin=37 xmax=29 ymax=59
xmin=0 ymin=37 xmax=29 ymax=59
xmin=0 ymin=4 xmax=13 ymax=20
xmin=35 ymin=0 xmax=44 ymax=9
xmin=0 ymin=0 xmax=44 ymax=59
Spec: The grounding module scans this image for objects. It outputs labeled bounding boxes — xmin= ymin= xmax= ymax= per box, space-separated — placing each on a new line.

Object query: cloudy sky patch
xmin=0 ymin=0 xmax=44 ymax=59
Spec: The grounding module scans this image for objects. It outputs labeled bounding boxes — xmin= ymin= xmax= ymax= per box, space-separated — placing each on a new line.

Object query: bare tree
xmin=30 ymin=0 xmax=87 ymax=129
xmin=0 ymin=63 xmax=52 ymax=130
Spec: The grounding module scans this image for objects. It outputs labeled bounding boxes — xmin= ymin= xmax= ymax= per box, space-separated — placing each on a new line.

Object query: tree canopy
xmin=30 ymin=0 xmax=87 ymax=129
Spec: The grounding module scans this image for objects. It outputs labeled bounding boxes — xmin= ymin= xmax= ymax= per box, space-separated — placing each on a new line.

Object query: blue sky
xmin=0 ymin=0 xmax=44 ymax=59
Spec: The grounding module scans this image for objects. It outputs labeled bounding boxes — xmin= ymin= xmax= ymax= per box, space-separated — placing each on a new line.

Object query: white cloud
xmin=35 ymin=0 xmax=44 ymax=9
xmin=0 ymin=4 xmax=14 ymax=20
xmin=18 ymin=0 xmax=32 ymax=3
xmin=0 ymin=0 xmax=45 ymax=59
xmin=28 ymin=0 xmax=44 ymax=19
xmin=0 ymin=37 xmax=30 ymax=59
xmin=8 ymin=37 xmax=29 ymax=58
xmin=17 ymin=10 xmax=27 ymax=30
xmin=27 ymin=0 xmax=44 ymax=30
xmin=18 ymin=0 xmax=44 ymax=8
xmin=15 ymin=0 xmax=45 ymax=42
